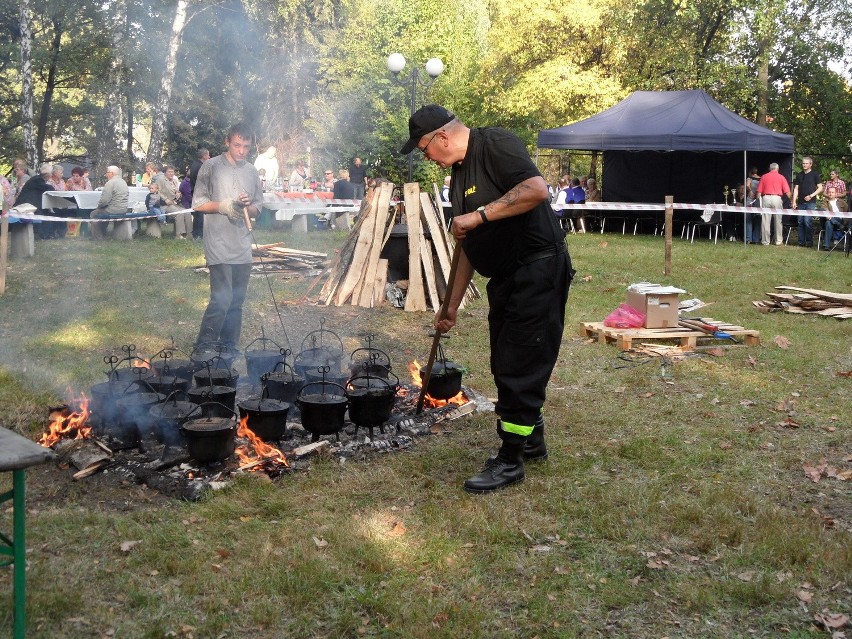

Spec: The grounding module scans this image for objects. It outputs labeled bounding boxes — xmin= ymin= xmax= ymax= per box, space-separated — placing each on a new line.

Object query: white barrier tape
xmin=10 ymin=208 xmax=193 ymax=223
xmin=264 ymin=196 xmax=362 ymax=206
xmin=562 ymin=201 xmax=852 ymax=219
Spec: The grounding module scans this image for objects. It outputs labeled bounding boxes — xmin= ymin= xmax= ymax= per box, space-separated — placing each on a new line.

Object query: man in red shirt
xmin=756 ymin=163 xmax=792 ymax=246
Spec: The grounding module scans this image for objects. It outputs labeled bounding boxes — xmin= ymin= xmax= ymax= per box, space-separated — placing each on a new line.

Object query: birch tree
xmin=146 ymin=0 xmax=190 ymax=164
xmin=19 ymin=0 xmax=36 ymax=167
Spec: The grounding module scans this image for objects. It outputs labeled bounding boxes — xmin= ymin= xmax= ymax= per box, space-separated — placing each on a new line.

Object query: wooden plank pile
xmin=251 ymin=243 xmax=327 ymax=275
xmin=753 ymin=286 xmax=852 ymax=320
xmin=316 ymin=181 xmax=477 ymax=311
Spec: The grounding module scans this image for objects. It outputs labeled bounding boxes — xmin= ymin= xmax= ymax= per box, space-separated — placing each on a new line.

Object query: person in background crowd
xmin=253 ymin=146 xmax=280 ymax=185
xmin=823 ymin=169 xmax=846 ymax=199
xmin=744 ymin=167 xmax=762 ymax=244
xmin=146 ymin=182 xmax=166 ymax=223
xmin=66 ymin=167 xmax=89 ymax=191
xmin=551 ymin=175 xmax=571 ymax=229
xmin=90 ymin=165 xmax=129 ymax=240
xmin=15 ymin=163 xmax=67 ymax=239
xmin=1 ymin=174 xmax=13 ymax=211
xmin=567 ymin=177 xmax=587 ymax=233
xmin=319 ymin=169 xmax=336 ymax=192
xmin=289 ymin=161 xmax=308 ymax=191
xmin=332 ymin=169 xmax=355 ymax=200
xmin=820 ymin=185 xmax=849 ymax=252
xmin=179 ymin=173 xmax=193 ymax=210
xmin=141 ymin=162 xmax=157 ymax=185
xmin=189 ymin=148 xmax=210 ymax=239
xmin=192 ymin=122 xmax=262 ymax=350
xmin=349 ymin=157 xmax=366 ymax=200
xmin=48 ymin=165 xmax=66 ymax=190
xmin=155 ymin=165 xmax=192 ymax=238
xmin=792 ymin=156 xmax=822 ymax=247
xmin=585 ymin=177 xmax=601 ymax=202
xmin=441 ymin=176 xmax=451 ymax=202
xmin=400 ymin=104 xmax=574 ymax=494
xmin=13 ymin=159 xmax=30 ymax=198
xmin=756 ymin=163 xmax=792 ymax=246
xmin=81 ymin=168 xmax=92 ymax=190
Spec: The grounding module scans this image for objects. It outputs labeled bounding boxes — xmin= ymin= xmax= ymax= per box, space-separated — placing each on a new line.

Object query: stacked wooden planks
xmin=753 ymin=286 xmax=852 ymax=319
xmin=316 ymin=181 xmax=477 ymax=311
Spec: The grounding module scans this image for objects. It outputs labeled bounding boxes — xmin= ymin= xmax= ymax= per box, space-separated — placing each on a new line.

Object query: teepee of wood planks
xmin=316 ymin=181 xmax=478 ymax=311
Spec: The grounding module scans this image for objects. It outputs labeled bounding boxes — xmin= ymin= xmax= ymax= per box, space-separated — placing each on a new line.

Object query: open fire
xmin=406 ymin=360 xmax=468 ymax=408
xmin=235 ymin=415 xmax=289 ymax=471
xmin=39 ymin=394 xmax=92 ymax=447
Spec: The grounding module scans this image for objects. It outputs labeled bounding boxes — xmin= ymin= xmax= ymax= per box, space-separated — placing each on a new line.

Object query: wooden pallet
xmin=580 ymin=318 xmax=760 ymax=350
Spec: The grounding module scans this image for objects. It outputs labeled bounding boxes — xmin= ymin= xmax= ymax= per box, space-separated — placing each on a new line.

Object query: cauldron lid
xmin=238 ymin=397 xmax=290 ymax=412
xmin=347 ymin=386 xmax=395 ymax=398
xmin=150 ymin=401 xmax=200 ymax=419
xmin=420 ymin=361 xmax=464 ymax=376
xmin=182 ymin=417 xmax=235 ymax=432
xmin=196 ymin=367 xmax=238 ymax=377
xmin=188 ymin=384 xmax=234 ymax=394
xmin=298 ymin=392 xmax=347 ymax=405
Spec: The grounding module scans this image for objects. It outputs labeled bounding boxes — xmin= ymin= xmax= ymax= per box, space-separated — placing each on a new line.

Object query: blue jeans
xmin=744 ymin=212 xmax=761 ymax=243
xmin=196 ymin=263 xmax=252 ymax=349
xmin=797 ymin=201 xmax=816 ymax=245
xmin=824 ymin=217 xmax=845 ymax=249
xmin=149 ymin=206 xmax=166 ymax=223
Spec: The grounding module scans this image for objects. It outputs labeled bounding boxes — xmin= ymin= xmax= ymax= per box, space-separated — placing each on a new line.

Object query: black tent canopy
xmin=537 ymin=90 xmax=794 ymax=204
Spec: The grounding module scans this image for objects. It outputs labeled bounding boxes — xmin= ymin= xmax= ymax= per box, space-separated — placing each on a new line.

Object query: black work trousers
xmin=196 ymin=263 xmax=252 ymax=349
xmin=487 ymin=250 xmax=572 ymax=444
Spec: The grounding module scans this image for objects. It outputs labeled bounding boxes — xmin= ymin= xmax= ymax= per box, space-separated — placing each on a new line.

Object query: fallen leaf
xmin=747 ymin=355 xmax=758 ymax=368
xmin=211 ymin=563 xmax=222 ymax=572
xmin=313 ymin=536 xmax=328 ymax=550
xmin=804 ymin=460 xmax=828 ymax=482
xmin=554 ymin=566 xmax=570 ymax=574
xmin=120 ymin=540 xmax=142 ymax=553
xmin=582 ymin=275 xmax=593 ymax=282
xmin=706 ymin=347 xmax=726 ymax=357
xmin=739 ymin=399 xmax=756 ymax=406
xmin=647 ymin=559 xmax=667 ymax=570
xmin=390 ymin=521 xmax=407 ymax=536
xmin=814 ymin=612 xmax=849 ymax=630
xmin=811 ymin=508 xmax=836 ymax=527
xmin=599 ymin=241 xmax=608 ymax=248
xmin=836 ymin=370 xmax=852 ymax=378
xmin=796 ymin=589 xmax=813 ymax=603
xmin=432 ymin=612 xmax=448 ymax=628
xmin=719 ymin=441 xmax=733 ymax=450
xmin=531 ymin=544 xmax=552 ymax=553
xmin=737 ymin=571 xmax=755 ymax=582
xmin=641 ymin=392 xmax=655 ymax=398
xmin=216 ymin=549 xmax=231 ymax=559
xmin=773 ymin=335 xmax=791 ymax=349
xmin=777 ymin=417 xmax=801 ymax=429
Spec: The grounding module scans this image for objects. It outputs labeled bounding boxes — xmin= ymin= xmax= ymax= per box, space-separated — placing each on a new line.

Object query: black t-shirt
xmin=332 ymin=179 xmax=355 ymax=199
xmin=449 ymin=127 xmax=563 ymax=278
xmin=349 ymin=163 xmax=366 ymax=184
xmin=793 ymin=170 xmax=821 ymax=200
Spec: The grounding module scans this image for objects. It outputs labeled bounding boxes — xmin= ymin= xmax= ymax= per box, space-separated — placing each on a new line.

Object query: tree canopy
xmin=3 ymin=0 xmax=851 ymax=184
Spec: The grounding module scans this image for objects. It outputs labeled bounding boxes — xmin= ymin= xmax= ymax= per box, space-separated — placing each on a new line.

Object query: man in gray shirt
xmin=192 ymin=122 xmax=263 ymax=349
xmin=91 ymin=165 xmax=129 ymax=239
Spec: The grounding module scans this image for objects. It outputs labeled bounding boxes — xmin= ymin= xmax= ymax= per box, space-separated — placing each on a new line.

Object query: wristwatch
xmin=476 ymin=205 xmax=488 ymax=224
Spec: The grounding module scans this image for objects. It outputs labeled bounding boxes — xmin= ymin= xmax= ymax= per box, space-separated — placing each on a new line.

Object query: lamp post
xmin=386 ymin=53 xmax=444 ymax=182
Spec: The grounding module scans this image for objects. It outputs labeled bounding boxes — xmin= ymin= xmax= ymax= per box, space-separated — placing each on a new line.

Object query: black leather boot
xmin=488 ymin=415 xmax=548 ymax=463
xmin=464 ymin=440 xmax=525 ymax=494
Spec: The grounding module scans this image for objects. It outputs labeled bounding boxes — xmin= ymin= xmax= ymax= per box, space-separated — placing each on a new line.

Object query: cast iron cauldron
xmin=193 ymin=363 xmax=239 ymax=389
xmin=237 ymin=393 xmax=291 ymax=442
xmin=190 ymin=344 xmax=239 ymax=372
xmin=261 ymin=360 xmax=305 ymax=405
xmin=152 ymin=358 xmax=194 ymax=381
xmin=148 ymin=396 xmax=200 ymax=446
xmin=294 ymin=319 xmax=344 ymax=378
xmin=114 ymin=391 xmax=166 ymax=445
xmin=179 ymin=404 xmax=238 ymax=464
xmin=186 ymin=386 xmax=237 ymax=417
xmin=420 ymin=361 xmax=464 ymax=400
xmin=144 ymin=374 xmax=191 ymax=397
xmin=108 ymin=364 xmax=155 ymax=388
xmin=89 ymin=380 xmax=128 ymax=429
xmin=295 ymin=380 xmax=349 ymax=443
xmin=349 ymin=342 xmax=392 ymax=379
xmin=347 ymin=373 xmax=398 ymax=432
xmin=243 ymin=333 xmax=285 ymax=383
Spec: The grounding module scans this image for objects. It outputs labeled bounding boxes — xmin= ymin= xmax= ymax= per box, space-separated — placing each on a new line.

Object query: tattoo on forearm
xmin=494 ymin=185 xmax=524 ymax=208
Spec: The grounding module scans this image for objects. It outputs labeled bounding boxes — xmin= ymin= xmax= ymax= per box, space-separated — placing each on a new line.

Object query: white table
xmin=42 ymin=188 xmax=149 ymax=212
xmin=262 ymin=192 xmax=358 ymax=232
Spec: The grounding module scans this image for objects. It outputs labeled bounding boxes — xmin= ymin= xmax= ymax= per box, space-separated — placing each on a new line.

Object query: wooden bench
xmin=0 ymin=428 xmax=55 ymax=638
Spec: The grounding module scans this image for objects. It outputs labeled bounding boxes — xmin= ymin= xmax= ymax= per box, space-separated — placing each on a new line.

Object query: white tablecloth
xmin=42 ymin=187 xmax=149 ymax=211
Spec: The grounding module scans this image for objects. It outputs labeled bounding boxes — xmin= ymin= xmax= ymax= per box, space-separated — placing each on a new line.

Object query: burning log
xmin=53 ymin=439 xmax=113 ymax=479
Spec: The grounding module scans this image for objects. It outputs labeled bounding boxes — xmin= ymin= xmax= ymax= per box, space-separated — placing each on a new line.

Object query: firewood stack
xmin=753 ymin=286 xmax=852 ymax=320
xmin=316 ymin=181 xmax=478 ymax=311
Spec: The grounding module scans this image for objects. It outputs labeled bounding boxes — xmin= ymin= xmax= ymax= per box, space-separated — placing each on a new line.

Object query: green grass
xmin=0 ymin=227 xmax=850 ymax=638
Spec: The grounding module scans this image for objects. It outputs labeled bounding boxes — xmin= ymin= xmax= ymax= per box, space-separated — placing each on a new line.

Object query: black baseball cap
xmin=399 ymin=104 xmax=455 ymax=154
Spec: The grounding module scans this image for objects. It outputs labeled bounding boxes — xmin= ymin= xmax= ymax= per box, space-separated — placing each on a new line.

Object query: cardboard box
xmin=626 ymin=283 xmax=685 ymax=328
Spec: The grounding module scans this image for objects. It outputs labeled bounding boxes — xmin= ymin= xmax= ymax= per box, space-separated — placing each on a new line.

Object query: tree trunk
xmin=36 ymin=17 xmax=64 ymax=159
xmin=19 ymin=0 xmax=36 ymax=167
xmin=95 ymin=0 xmax=127 ymax=184
xmin=147 ymin=0 xmax=189 ymax=165
xmin=756 ymin=56 xmax=769 ymax=127
xmin=589 ymin=151 xmax=598 ymax=180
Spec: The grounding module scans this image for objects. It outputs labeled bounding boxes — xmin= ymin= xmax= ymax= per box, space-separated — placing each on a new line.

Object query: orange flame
xmin=39 ymin=394 xmax=92 ymax=447
xmin=235 ymin=415 xmax=289 ymax=468
xmin=407 ymin=360 xmax=467 ymax=408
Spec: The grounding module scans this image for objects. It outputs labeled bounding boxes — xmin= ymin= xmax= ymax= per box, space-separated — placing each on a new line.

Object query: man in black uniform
xmin=400 ymin=105 xmax=574 ymax=494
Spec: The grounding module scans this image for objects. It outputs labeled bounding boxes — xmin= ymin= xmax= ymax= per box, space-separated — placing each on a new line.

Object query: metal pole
xmin=407 ymin=68 xmax=419 ymax=183
xmin=13 ymin=469 xmax=26 ymax=639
